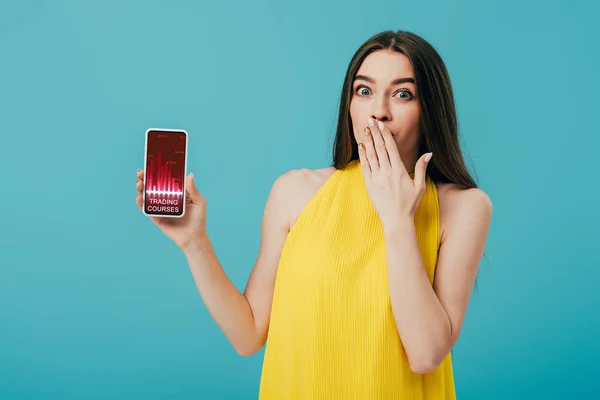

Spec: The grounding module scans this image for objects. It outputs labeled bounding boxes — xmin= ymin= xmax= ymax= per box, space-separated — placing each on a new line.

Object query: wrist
xmin=383 ymin=215 xmax=415 ymax=237
xmin=181 ymin=233 xmax=211 ymax=257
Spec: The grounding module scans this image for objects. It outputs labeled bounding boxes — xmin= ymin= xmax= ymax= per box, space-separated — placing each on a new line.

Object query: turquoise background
xmin=1 ymin=0 xmax=599 ymax=398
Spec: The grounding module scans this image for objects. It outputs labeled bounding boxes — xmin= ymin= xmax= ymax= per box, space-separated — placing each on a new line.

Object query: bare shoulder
xmin=241 ymin=165 xmax=336 ymax=355
xmin=435 ymin=182 xmax=493 ymax=243
xmin=276 ymin=166 xmax=337 ymax=230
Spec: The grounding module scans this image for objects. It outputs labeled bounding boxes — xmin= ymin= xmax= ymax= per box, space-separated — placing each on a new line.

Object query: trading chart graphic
xmin=143 ymin=129 xmax=187 ymax=217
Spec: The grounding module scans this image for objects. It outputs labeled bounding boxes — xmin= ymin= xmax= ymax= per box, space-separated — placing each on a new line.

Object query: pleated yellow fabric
xmin=258 ymin=159 xmax=456 ymax=399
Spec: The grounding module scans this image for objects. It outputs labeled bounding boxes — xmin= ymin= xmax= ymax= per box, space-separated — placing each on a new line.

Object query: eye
xmin=355 ymin=85 xmax=371 ymax=96
xmin=396 ymin=90 xmax=413 ymax=100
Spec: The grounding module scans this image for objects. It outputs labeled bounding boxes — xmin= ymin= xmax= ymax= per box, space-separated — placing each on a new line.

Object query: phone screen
xmin=143 ymin=129 xmax=188 ymax=217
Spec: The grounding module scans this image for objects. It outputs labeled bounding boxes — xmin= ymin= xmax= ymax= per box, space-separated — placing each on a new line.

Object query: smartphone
xmin=142 ymin=128 xmax=188 ymax=218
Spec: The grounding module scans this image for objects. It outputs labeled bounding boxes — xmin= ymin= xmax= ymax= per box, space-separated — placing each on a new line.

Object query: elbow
xmin=409 ymin=356 xmax=441 ymax=375
xmin=234 ymin=342 xmax=259 ymax=357
xmin=234 ymin=338 xmax=265 ymax=357
xmin=408 ymin=329 xmax=456 ymax=374
xmin=407 ymin=344 xmax=451 ymax=374
xmin=235 ymin=346 xmax=256 ymax=357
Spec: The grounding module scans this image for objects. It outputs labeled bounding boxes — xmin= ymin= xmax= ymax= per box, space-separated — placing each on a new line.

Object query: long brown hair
xmin=331 ymin=30 xmax=478 ymax=190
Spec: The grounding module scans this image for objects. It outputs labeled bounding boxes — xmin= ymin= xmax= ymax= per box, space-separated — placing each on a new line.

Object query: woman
xmin=135 ymin=30 xmax=492 ymax=399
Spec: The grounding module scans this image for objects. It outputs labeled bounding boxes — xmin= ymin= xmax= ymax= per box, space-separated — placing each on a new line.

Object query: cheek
xmin=390 ymin=105 xmax=420 ymax=139
xmin=410 ymin=103 xmax=420 ymax=119
xmin=349 ymin=100 xmax=368 ymax=128
xmin=397 ymin=104 xmax=420 ymax=128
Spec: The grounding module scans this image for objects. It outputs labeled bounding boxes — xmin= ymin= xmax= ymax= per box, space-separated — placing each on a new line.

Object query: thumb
xmin=185 ymin=173 xmax=204 ymax=204
xmin=414 ymin=152 xmax=432 ymax=190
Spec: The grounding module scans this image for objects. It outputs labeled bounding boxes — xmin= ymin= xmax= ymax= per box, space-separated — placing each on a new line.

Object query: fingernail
xmin=364 ymin=126 xmax=371 ymax=135
xmin=368 ymin=118 xmax=375 ymax=127
xmin=377 ymin=121 xmax=384 ymax=130
xmin=425 ymin=152 xmax=433 ymax=162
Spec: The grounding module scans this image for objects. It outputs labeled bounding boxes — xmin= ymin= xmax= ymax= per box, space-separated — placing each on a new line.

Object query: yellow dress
xmin=258 ymin=159 xmax=456 ymax=399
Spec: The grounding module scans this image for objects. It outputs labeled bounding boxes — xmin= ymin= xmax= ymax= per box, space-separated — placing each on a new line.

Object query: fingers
xmin=369 ymin=119 xmax=390 ymax=172
xmin=185 ymin=173 xmax=205 ymax=205
xmin=136 ymin=169 xmax=144 ymax=210
xmin=135 ymin=193 xmax=143 ymax=210
xmin=136 ymin=169 xmax=145 ymax=195
xmin=374 ymin=120 xmax=406 ymax=175
xmin=362 ymin=123 xmax=379 ymax=171
xmin=414 ymin=152 xmax=433 ymax=192
xmin=357 ymin=140 xmax=371 ymax=179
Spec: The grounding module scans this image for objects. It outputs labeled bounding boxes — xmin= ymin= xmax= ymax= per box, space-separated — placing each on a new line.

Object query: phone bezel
xmin=142 ymin=128 xmax=188 ymax=218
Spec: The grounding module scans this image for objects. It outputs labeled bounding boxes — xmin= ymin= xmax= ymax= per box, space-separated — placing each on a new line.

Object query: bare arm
xmin=181 ymin=171 xmax=295 ymax=356
xmin=385 ymin=187 xmax=492 ymax=373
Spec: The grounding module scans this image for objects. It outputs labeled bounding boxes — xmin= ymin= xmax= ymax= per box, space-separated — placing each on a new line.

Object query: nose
xmin=370 ymin=98 xmax=391 ymax=122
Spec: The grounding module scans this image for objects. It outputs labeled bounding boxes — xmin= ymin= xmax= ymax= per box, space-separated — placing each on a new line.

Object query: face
xmin=349 ymin=50 xmax=421 ymax=161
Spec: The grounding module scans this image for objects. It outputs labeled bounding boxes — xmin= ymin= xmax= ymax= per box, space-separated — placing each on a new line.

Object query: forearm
xmin=182 ymin=234 xmax=258 ymax=356
xmin=384 ymin=220 xmax=452 ymax=373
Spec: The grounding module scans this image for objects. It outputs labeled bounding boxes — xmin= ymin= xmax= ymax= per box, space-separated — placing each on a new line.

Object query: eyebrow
xmin=353 ymin=75 xmax=415 ymax=85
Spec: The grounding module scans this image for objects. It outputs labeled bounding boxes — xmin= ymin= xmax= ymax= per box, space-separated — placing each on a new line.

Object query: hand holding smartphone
xmin=135 ymin=128 xmax=209 ymax=250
